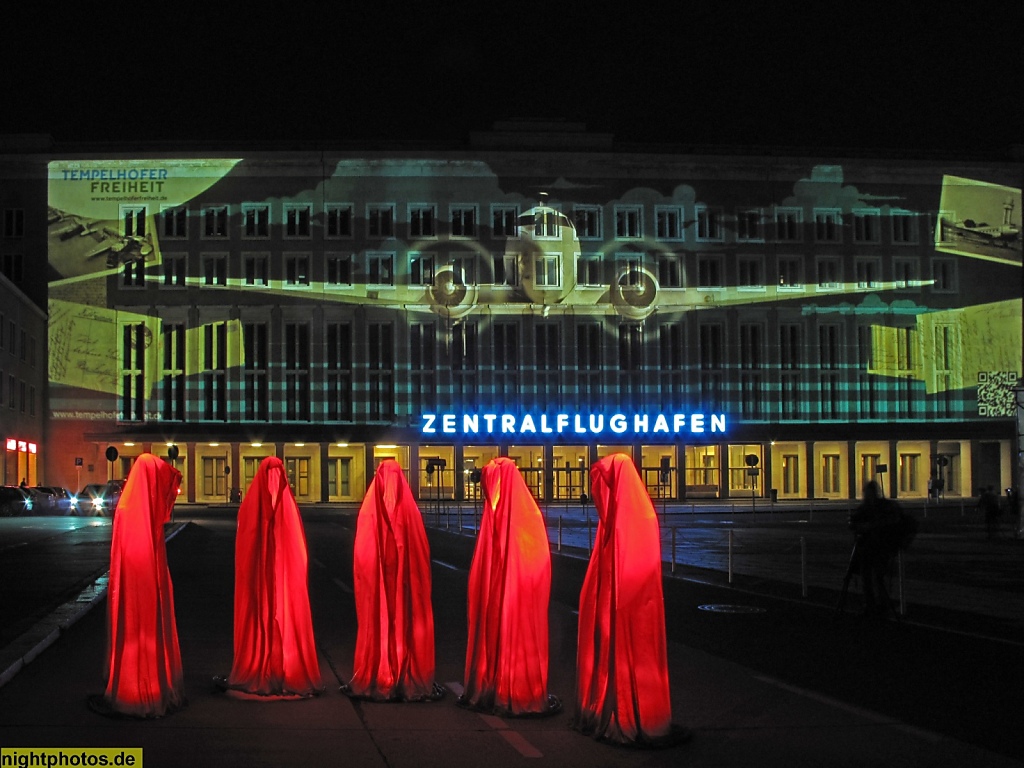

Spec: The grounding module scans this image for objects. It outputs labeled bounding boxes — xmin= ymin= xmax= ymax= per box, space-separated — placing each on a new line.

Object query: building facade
xmin=35 ymin=129 xmax=1023 ymax=504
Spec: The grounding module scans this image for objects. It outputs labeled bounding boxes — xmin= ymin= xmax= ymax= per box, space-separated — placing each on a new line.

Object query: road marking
xmin=445 ymin=682 xmax=543 ymax=758
xmin=433 ymin=559 xmax=463 ymax=571
xmin=311 ymin=557 xmax=325 ymax=569
xmin=332 ymin=577 xmax=353 ymax=594
xmin=753 ymin=674 xmax=942 ymax=743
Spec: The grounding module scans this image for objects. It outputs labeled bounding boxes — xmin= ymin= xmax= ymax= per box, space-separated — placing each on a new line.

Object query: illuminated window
xmin=659 ymin=322 xmax=685 ymax=403
xmin=409 ymin=204 xmax=436 ymax=238
xmin=367 ymin=252 xmax=394 ymax=286
xmin=326 ymin=322 xmax=353 ymax=421
xmin=822 ymin=454 xmax=841 ymax=494
xmin=895 ymin=327 xmax=915 ymax=371
xmin=695 ymin=205 xmax=723 ymax=241
xmin=696 ymin=254 xmax=723 ymax=288
xmin=367 ymin=204 xmax=395 ymax=238
xmin=162 ymin=254 xmax=186 ymax=288
xmin=243 ymin=253 xmax=269 ymax=286
xmin=202 ymin=206 xmax=228 ymax=238
xmin=493 ymin=324 xmax=519 ymax=398
xmin=284 ymin=203 xmax=312 ymax=238
xmin=122 ymin=258 xmax=145 ymax=288
xmin=860 ymin=454 xmax=880 ymax=486
xmin=618 ymin=323 xmax=642 ymax=371
xmin=930 ymin=258 xmax=957 ymax=292
xmin=410 ymin=253 xmax=436 ymax=285
xmin=614 ymin=206 xmax=642 ymax=239
xmin=890 ymin=211 xmax=918 ymax=244
xmin=736 ymin=208 xmax=764 ymax=241
xmin=534 ymin=253 xmax=560 ymax=286
xmin=774 ymin=207 xmax=802 ymax=242
xmin=737 ymin=255 xmax=764 ymax=289
xmin=893 ymin=257 xmax=918 ymax=290
xmin=202 ymin=322 xmax=228 ymax=421
xmin=120 ymin=323 xmax=147 ymax=422
xmin=325 ymin=253 xmax=352 ymax=286
xmin=577 ymin=254 xmax=603 ymax=286
xmin=533 ymin=208 xmax=561 ymax=238
xmin=161 ymin=206 xmax=187 ymax=238
xmin=655 ymin=206 xmax=683 ymax=240
xmin=492 ymin=253 xmax=519 ymax=286
xmin=367 ymin=323 xmax=394 ymax=420
xmin=285 ymin=253 xmax=310 ymax=287
xmin=573 ymin=205 xmax=602 ymax=239
xmin=699 ymin=323 xmax=723 ymax=370
xmin=777 ymin=255 xmax=803 ymax=288
xmin=535 ymin=324 xmax=559 ymax=401
xmin=202 ymin=253 xmax=227 ymax=286
xmin=0 ymin=253 xmax=22 ymax=283
xmin=242 ymin=204 xmax=270 ymax=238
xmin=616 ymin=253 xmax=643 ymax=287
xmin=242 ymin=323 xmax=268 ymax=423
xmin=162 ymin=322 xmax=186 ymax=421
xmin=491 ymin=205 xmax=519 ymax=238
xmin=450 ymin=205 xmax=477 ymax=237
xmin=899 ymin=453 xmax=920 ymax=493
xmin=3 ymin=209 xmax=24 ymax=237
xmin=285 ymin=323 xmax=310 ymax=421
xmin=820 ymin=373 xmax=839 ymax=419
xmin=453 ymin=322 xmax=477 ymax=371
xmin=816 ymin=256 xmax=841 ymax=289
xmin=121 ymin=205 xmax=147 ymax=237
xmin=814 ymin=209 xmax=842 ymax=243
xmin=855 ymin=257 xmax=881 ymax=289
xmin=852 ymin=209 xmax=881 ymax=243
xmin=657 ymin=255 xmax=683 ymax=287
xmin=782 ymin=455 xmax=800 ymax=494
xmin=931 ymin=211 xmax=955 ymax=244
xmin=741 ymin=373 xmax=763 ymax=418
xmin=325 ymin=203 xmax=353 ymax=238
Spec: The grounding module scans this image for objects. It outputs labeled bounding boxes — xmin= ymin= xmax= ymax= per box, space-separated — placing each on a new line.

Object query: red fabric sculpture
xmin=461 ymin=456 xmax=558 ymax=716
xmin=574 ymin=453 xmax=674 ymax=745
xmin=345 ymin=459 xmax=441 ymax=701
xmin=222 ymin=456 xmax=322 ymax=697
xmin=94 ymin=453 xmax=184 ymax=718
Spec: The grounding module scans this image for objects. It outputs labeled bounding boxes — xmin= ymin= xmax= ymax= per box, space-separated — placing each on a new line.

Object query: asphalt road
xmin=0 ymin=510 xmax=1020 ymax=767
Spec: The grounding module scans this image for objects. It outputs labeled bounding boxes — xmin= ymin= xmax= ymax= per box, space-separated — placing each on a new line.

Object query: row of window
xmin=0 ymin=313 xmax=36 ymax=366
xmin=142 ymin=202 xmax=940 ymax=245
xmin=135 ymin=250 xmax=961 ymax=293
xmin=0 ymin=371 xmax=35 ymax=414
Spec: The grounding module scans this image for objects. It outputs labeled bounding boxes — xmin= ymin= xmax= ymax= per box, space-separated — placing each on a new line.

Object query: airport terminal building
xmin=16 ymin=125 xmax=1023 ymax=504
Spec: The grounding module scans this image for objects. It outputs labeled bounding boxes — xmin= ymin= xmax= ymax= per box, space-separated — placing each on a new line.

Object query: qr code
xmin=977 ymin=371 xmax=1018 ymax=417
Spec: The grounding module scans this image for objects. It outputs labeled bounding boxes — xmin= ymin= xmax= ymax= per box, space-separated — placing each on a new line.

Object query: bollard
xmin=670 ymin=527 xmax=677 ymax=573
xmin=558 ymin=515 xmax=562 ymax=552
xmin=728 ymin=529 xmax=734 ymax=585
xmin=898 ymin=551 xmax=905 ymax=616
xmin=800 ymin=536 xmax=807 ymax=598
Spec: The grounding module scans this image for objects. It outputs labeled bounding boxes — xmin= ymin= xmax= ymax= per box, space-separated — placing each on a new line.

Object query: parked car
xmin=78 ymin=480 xmax=125 ymax=517
xmin=0 ymin=486 xmax=33 ymax=516
xmin=28 ymin=486 xmax=59 ymax=514
xmin=35 ymin=486 xmax=78 ymax=515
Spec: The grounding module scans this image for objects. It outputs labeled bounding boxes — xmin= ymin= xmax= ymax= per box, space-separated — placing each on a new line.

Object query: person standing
xmin=849 ymin=480 xmax=902 ymax=617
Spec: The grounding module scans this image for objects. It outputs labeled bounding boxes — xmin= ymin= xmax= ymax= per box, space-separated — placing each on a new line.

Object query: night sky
xmin=3 ymin=2 xmax=1021 ymax=152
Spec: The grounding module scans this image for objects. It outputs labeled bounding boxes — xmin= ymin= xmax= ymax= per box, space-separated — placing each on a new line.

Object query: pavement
xmin=0 ymin=506 xmax=1021 ymax=768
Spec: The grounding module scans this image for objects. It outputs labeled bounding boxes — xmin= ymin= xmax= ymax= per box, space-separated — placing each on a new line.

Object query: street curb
xmin=0 ymin=522 xmax=189 ymax=690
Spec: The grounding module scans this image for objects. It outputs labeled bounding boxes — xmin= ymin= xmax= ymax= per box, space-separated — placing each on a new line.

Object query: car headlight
xmin=92 ymin=497 xmax=104 ymax=510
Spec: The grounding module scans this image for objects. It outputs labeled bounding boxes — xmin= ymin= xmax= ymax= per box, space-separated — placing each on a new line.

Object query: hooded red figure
xmin=345 ymin=459 xmax=440 ymax=701
xmin=96 ymin=453 xmax=184 ymax=718
xmin=461 ymin=457 xmax=558 ymax=716
xmin=224 ymin=456 xmax=322 ymax=697
xmin=574 ymin=453 xmax=673 ymax=745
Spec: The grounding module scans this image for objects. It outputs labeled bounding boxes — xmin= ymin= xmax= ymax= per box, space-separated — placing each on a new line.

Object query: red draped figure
xmin=92 ymin=453 xmax=184 ymax=718
xmin=221 ymin=456 xmax=322 ymax=697
xmin=574 ymin=453 xmax=675 ymax=745
xmin=344 ymin=459 xmax=441 ymax=701
xmin=461 ymin=457 xmax=559 ymax=716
